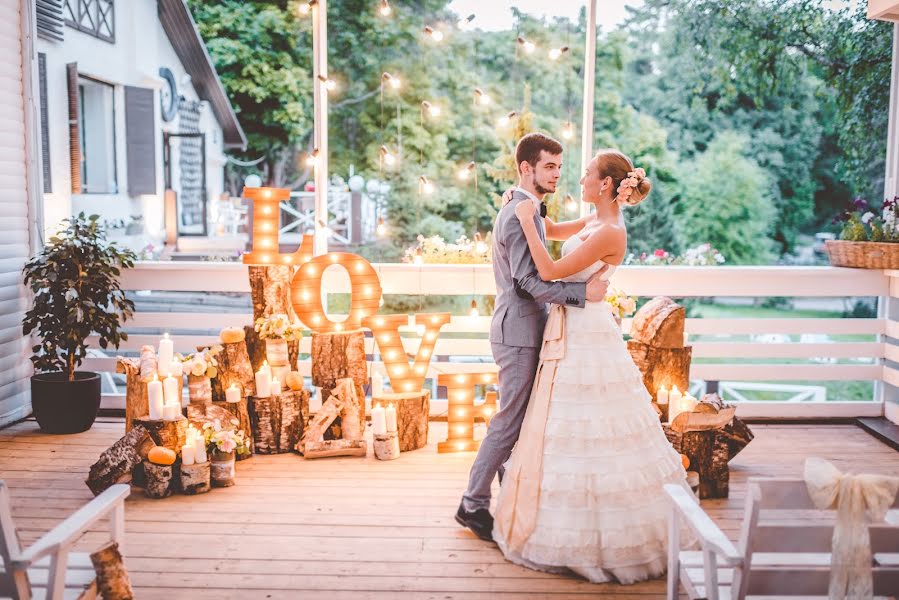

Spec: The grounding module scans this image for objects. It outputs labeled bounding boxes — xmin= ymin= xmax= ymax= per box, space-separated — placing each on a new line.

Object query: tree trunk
xmin=130 ymin=416 xmax=188 ymax=455
xmin=248 ymin=265 xmax=298 ymax=322
xmin=85 ymin=426 xmax=155 ymax=496
xmin=315 ymin=379 xmax=365 ymax=441
xmin=187 ymin=375 xmax=212 ymax=407
xmin=180 ymin=461 xmax=211 ymax=495
xmin=206 ymin=339 xmax=255 ymax=400
xmin=303 ymin=439 xmax=367 ymax=459
xmin=250 ymin=390 xmax=306 ymax=454
xmin=117 ymin=345 xmax=158 ymax=433
xmin=627 ymin=340 xmax=692 ymax=401
xmin=310 ymin=331 xmax=368 ymax=390
xmin=372 ymin=391 xmax=430 ymax=451
xmin=142 ymin=461 xmax=173 ymax=499
xmin=373 ymin=432 xmax=400 ymax=461
xmin=90 ymin=542 xmax=134 ymax=600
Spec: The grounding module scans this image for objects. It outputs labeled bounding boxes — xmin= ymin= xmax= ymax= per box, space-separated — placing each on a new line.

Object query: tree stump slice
xmin=373 ymin=391 xmax=430 ymax=451
xmin=130 ymin=416 xmax=188 ymax=455
xmin=250 ymin=390 xmax=306 ymax=454
xmin=627 ymin=341 xmax=692 ymax=399
xmin=86 ymin=426 xmax=155 ymax=496
xmin=373 ymin=432 xmax=400 ymax=461
xmin=311 ymin=330 xmax=368 ymax=389
xmin=214 ymin=397 xmax=254 ymax=458
xmin=249 ymin=265 xmax=297 ymax=322
xmin=629 ymin=296 xmax=686 ymax=348
xmin=90 ymin=541 xmax=134 ymax=600
xmin=180 ymin=461 xmax=211 ymax=495
xmin=187 ymin=375 xmax=212 ymax=406
xmin=207 ymin=339 xmax=255 ymax=401
xmin=303 ymin=439 xmax=367 ymax=459
xmin=143 ymin=461 xmax=173 ymax=499
xmin=117 ymin=346 xmax=157 ymax=433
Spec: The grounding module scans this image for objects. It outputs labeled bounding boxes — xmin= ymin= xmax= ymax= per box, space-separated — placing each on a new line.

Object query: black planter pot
xmin=31 ymin=371 xmax=101 ymax=434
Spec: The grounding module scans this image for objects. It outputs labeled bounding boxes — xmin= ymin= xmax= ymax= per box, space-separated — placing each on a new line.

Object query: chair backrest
xmin=0 ymin=481 xmax=22 ymax=596
xmin=737 ymin=477 xmax=899 ymax=597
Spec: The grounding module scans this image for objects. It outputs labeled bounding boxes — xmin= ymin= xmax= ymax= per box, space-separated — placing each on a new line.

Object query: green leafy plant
xmin=22 ymin=213 xmax=136 ymax=381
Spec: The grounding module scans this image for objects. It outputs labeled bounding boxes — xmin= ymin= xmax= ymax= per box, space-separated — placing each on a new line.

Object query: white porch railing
xmin=80 ymin=262 xmax=899 ymax=419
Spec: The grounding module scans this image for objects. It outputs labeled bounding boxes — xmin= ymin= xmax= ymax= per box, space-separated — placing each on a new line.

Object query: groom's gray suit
xmin=462 ymin=189 xmax=588 ymax=512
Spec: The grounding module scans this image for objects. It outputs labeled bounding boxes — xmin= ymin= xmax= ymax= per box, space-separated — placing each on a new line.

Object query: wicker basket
xmin=825 ymin=239 xmax=899 ymax=269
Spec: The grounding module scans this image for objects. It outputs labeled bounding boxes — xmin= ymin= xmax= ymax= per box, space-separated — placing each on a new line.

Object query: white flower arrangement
xmin=254 ymin=313 xmax=303 ymax=341
xmin=403 ymin=234 xmax=492 ymax=264
xmin=625 ymin=243 xmax=725 ymax=266
xmin=180 ymin=345 xmax=221 ymax=378
xmin=203 ymin=418 xmax=250 ymax=456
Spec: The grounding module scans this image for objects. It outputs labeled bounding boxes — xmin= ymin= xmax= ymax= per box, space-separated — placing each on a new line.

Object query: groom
xmin=456 ymin=133 xmax=609 ymax=541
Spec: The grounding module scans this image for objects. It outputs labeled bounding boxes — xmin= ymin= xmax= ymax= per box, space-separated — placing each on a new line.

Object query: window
xmin=77 ymin=77 xmax=117 ymax=194
xmin=63 ymin=0 xmax=115 ymax=43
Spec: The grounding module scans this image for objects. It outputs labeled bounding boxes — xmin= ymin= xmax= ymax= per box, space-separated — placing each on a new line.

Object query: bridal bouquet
xmin=605 ymin=288 xmax=637 ymax=320
xmin=203 ymin=419 xmax=250 ymax=457
xmin=180 ymin=345 xmax=221 ymax=378
xmin=254 ymin=313 xmax=303 ymax=341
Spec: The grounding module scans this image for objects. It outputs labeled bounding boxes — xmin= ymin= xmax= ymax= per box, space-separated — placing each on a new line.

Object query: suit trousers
xmin=462 ymin=342 xmax=541 ymax=512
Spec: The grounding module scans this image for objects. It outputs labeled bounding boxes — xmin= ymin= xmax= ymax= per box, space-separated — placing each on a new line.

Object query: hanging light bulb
xmin=469 ymin=299 xmax=479 ymax=317
xmin=379 ymin=145 xmax=396 ymax=166
xmin=298 ymin=0 xmax=317 ymax=15
xmin=564 ymin=193 xmax=577 ymax=212
xmin=423 ymin=25 xmax=444 ymax=42
xmin=457 ymin=161 xmax=476 ymax=181
xmin=457 ymin=13 xmax=475 ymax=30
xmin=317 ymin=75 xmax=337 ymax=92
xmin=382 ymin=72 xmax=401 ymax=90
xmin=376 ymin=216 xmax=388 ymax=237
xmin=517 ymin=36 xmax=536 ymax=54
xmin=561 ymin=121 xmax=574 ymax=140
xmin=419 ymin=175 xmax=435 ymax=195
xmin=474 ymin=87 xmax=491 ymax=106
xmin=421 ymin=100 xmax=441 ymax=118
xmin=548 ymin=46 xmax=570 ymax=60
xmin=497 ymin=111 xmax=517 ymax=127
xmin=413 ymin=247 xmax=424 ymax=265
xmin=379 ymin=0 xmax=391 ymax=17
xmin=305 ymin=148 xmax=320 ymax=167
xmin=317 ymin=219 xmax=333 ymax=237
xmin=474 ymin=231 xmax=488 ymax=254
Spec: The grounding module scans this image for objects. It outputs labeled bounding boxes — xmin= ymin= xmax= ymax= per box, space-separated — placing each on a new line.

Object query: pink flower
xmin=654 ymin=249 xmax=666 ymax=257
xmin=218 ymin=437 xmax=236 ymax=453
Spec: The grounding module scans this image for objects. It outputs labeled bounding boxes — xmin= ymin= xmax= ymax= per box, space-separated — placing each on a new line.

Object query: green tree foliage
xmin=678 ymin=132 xmax=776 ymax=264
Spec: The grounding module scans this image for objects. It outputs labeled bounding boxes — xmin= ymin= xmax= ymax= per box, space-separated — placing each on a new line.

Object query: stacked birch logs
xmin=299 ymin=377 xmax=367 ymax=458
xmin=370 ymin=391 xmax=430 ymax=451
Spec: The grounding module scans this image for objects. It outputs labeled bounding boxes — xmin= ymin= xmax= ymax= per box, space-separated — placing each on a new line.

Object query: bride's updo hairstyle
xmin=595 ymin=149 xmax=652 ymax=207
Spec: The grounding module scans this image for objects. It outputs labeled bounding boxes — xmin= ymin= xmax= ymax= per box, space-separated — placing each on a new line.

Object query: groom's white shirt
xmin=515 ymin=187 xmax=542 ymax=212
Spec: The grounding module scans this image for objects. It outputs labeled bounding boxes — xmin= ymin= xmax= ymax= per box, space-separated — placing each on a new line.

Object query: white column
xmin=312 ymin=0 xmax=329 ymax=256
xmin=579 ymin=0 xmax=598 ymax=218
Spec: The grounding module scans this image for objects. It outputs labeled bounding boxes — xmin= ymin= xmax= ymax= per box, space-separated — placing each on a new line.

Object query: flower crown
xmin=614 ymin=167 xmax=646 ymax=205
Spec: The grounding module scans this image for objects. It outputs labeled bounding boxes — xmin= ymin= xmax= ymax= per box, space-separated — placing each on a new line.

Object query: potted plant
xmin=203 ymin=419 xmax=250 ymax=487
xmin=22 ymin=213 xmax=136 ymax=433
xmin=253 ymin=313 xmax=302 ymax=377
xmin=826 ymin=197 xmax=899 ymax=269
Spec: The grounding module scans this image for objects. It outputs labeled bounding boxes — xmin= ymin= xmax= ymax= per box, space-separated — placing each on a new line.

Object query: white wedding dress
xmin=493 ymin=235 xmax=695 ymax=584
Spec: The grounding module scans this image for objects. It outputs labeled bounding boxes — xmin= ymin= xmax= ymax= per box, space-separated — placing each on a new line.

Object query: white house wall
xmin=37 ymin=0 xmax=226 ymax=246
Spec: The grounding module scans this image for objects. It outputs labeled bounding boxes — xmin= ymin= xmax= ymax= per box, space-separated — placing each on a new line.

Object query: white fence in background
xmin=78 ymin=263 xmax=899 ymax=419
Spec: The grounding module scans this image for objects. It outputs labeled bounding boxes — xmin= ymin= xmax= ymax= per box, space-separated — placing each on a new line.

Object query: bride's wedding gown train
xmin=492 ymin=235 xmax=695 ymax=584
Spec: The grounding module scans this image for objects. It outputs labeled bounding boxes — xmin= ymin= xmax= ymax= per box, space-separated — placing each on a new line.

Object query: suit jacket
xmin=489 ymin=190 xmax=587 ymax=347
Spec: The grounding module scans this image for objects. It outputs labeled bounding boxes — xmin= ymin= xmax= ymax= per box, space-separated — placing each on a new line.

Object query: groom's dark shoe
xmin=455 ymin=502 xmax=494 ymax=542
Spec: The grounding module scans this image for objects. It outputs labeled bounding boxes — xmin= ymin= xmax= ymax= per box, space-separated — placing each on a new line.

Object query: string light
xmin=497 ymin=111 xmax=517 ymax=127
xmin=298 ymin=0 xmax=317 ymax=15
xmin=474 ymin=87 xmax=491 ymax=106
xmin=561 ymin=121 xmax=574 ymax=140
xmin=317 ymin=75 xmax=337 ymax=91
xmin=376 ymin=216 xmax=388 ymax=236
xmin=457 ymin=161 xmax=476 ymax=181
xmin=305 ymin=148 xmax=320 ymax=167
xmin=317 ymin=219 xmax=332 ymax=238
xmin=565 ymin=193 xmax=577 ymax=212
xmin=423 ymin=25 xmax=444 ymax=42
xmin=469 ymin=299 xmax=479 ymax=317
xmin=421 ymin=100 xmax=441 ymax=118
xmin=381 ymin=72 xmax=401 ymax=90
xmin=413 ymin=247 xmax=423 ymax=265
xmin=419 ymin=175 xmax=435 ymax=195
xmin=548 ymin=46 xmax=570 ymax=60
xmin=379 ymin=0 xmax=391 ymax=17
xmin=517 ymin=36 xmax=536 ymax=54
xmin=379 ymin=144 xmax=396 ymax=166
xmin=474 ymin=231 xmax=488 ymax=254
xmin=457 ymin=13 xmax=475 ymax=30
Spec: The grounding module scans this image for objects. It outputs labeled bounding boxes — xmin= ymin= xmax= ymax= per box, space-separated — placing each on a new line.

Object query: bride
xmin=492 ymin=149 xmax=695 ymax=584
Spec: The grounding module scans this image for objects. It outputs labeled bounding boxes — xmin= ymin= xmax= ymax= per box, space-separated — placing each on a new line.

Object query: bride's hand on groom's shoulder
xmin=501 ymin=188 xmax=514 ymax=206
xmin=514 ymin=200 xmax=536 ymax=221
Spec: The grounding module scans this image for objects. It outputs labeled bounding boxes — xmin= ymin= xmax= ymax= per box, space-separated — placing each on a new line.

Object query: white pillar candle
xmin=195 ymin=436 xmax=207 ymax=464
xmin=162 ymin=375 xmax=179 ymax=408
xmin=158 ymin=333 xmax=174 ymax=376
xmin=668 ymin=385 xmax=683 ymax=424
xmin=371 ymin=403 xmax=387 ymax=436
xmin=163 ymin=403 xmax=179 ymax=421
xmin=255 ymin=368 xmax=271 ymax=398
xmin=169 ymin=359 xmax=183 ymax=377
xmin=271 ymin=377 xmax=281 ymax=396
xmin=181 ymin=444 xmax=196 ymax=466
xmin=309 ymin=388 xmax=323 ymax=413
xmin=656 ymin=385 xmax=669 ymax=406
xmin=226 ymin=384 xmax=241 ymax=403
xmin=261 ymin=360 xmax=271 ymax=379
xmin=386 ymin=403 xmax=397 ymax=433
xmin=148 ymin=376 xmax=164 ymax=420
xmin=372 ymin=373 xmax=384 ymax=397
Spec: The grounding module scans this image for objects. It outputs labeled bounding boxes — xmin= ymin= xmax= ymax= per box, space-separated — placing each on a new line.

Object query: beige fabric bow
xmin=803 ymin=457 xmax=899 ymax=600
xmin=493 ymin=304 xmax=566 ymax=553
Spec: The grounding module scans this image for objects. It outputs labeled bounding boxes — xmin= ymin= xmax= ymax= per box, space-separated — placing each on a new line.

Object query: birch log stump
xmin=250 ymin=389 xmax=306 ymax=454
xmin=248 ymin=265 xmax=297 ymax=322
xmin=117 ymin=345 xmax=157 ymax=433
xmin=187 ymin=375 xmax=213 ymax=408
xmin=215 ymin=397 xmax=254 ymax=458
xmin=372 ymin=391 xmax=430 ymax=451
xmin=86 ymin=426 xmax=155 ymax=496
xmin=311 ymin=332 xmax=367 ymax=440
xmin=187 ymin=403 xmax=232 ymax=429
xmin=90 ymin=542 xmax=134 ymax=600
xmin=626 ymin=296 xmax=692 ymax=407
xmin=143 ymin=461 xmax=173 ymax=499
xmin=298 ymin=383 xmax=368 ymax=458
xmin=207 ymin=330 xmax=255 ymax=401
xmin=180 ymin=461 xmax=211 ymax=495
xmin=130 ymin=416 xmax=188 ymax=454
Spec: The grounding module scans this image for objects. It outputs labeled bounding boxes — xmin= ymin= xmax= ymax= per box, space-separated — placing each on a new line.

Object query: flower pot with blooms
xmin=826 ymin=197 xmax=899 ymax=269
xmin=254 ymin=313 xmax=303 ymax=375
xmin=204 ymin=419 xmax=250 ymax=487
xmin=181 ymin=345 xmax=222 ymax=405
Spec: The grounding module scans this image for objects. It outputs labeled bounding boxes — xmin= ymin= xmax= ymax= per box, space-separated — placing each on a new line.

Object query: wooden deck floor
xmin=0 ymin=419 xmax=897 ymax=599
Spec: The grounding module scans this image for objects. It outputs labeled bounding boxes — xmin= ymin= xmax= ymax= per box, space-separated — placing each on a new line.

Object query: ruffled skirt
xmin=494 ymin=302 xmax=695 ymax=584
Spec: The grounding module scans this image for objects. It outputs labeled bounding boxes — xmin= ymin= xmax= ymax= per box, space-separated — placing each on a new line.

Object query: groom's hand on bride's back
xmin=585 ymin=266 xmax=610 ymax=302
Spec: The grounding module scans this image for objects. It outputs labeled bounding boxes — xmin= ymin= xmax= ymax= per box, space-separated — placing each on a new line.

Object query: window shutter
xmin=124 ymin=86 xmax=157 ymax=196
xmin=36 ymin=0 xmax=64 ymax=42
xmin=38 ymin=53 xmax=51 ymax=193
xmin=66 ymin=62 xmax=80 ymax=194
